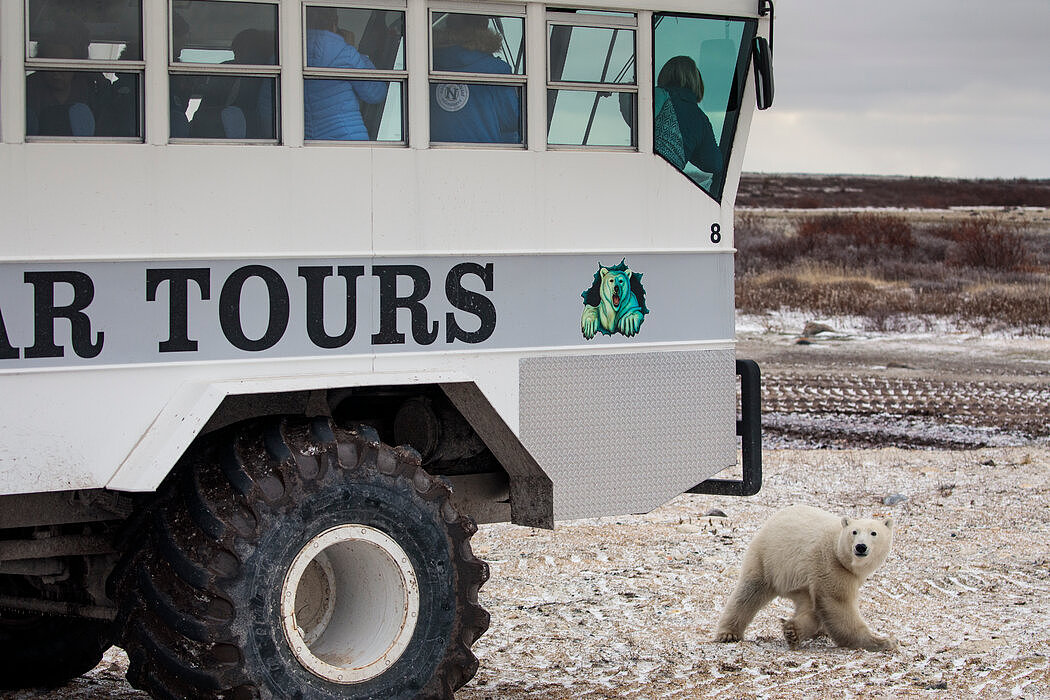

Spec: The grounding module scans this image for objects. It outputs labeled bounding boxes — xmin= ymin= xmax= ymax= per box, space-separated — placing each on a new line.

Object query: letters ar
xmin=0 ymin=271 xmax=106 ymax=360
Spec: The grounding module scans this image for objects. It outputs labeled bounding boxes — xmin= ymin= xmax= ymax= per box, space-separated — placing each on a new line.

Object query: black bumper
xmin=687 ymin=358 xmax=762 ymax=497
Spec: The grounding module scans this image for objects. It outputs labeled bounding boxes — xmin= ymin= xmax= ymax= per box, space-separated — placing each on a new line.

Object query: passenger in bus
xmin=25 ymin=22 xmax=110 ymax=137
xmin=187 ymin=28 xmax=276 ymax=139
xmin=430 ymin=14 xmax=520 ymax=144
xmin=187 ymin=29 xmax=275 ymax=139
xmin=230 ymin=29 xmax=276 ymax=139
xmin=654 ymin=56 xmax=722 ymax=183
xmin=304 ymin=7 xmax=388 ymax=141
xmin=103 ymin=43 xmax=143 ymax=138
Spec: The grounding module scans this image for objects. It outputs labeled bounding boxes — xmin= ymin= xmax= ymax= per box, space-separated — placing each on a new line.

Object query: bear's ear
xmin=841 ymin=517 xmax=850 ymax=528
xmin=600 ymin=267 xmax=609 ymax=278
xmin=883 ymin=517 xmax=894 ymax=529
xmin=625 ymin=268 xmax=633 ymax=278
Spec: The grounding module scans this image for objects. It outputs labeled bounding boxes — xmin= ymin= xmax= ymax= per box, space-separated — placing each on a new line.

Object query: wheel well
xmin=198 ymin=383 xmax=552 ymax=529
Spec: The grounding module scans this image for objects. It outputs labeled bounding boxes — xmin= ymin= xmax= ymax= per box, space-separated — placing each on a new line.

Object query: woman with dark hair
xmin=655 ymin=55 xmax=722 ymax=183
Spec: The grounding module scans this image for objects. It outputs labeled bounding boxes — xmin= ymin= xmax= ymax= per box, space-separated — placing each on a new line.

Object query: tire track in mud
xmin=759 ymin=371 xmax=1050 ymax=448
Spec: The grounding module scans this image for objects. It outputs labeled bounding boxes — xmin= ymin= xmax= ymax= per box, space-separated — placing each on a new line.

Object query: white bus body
xmin=0 ymin=0 xmax=770 ymax=695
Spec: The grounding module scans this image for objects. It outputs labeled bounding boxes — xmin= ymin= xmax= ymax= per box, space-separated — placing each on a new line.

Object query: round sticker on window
xmin=436 ymin=83 xmax=470 ymax=112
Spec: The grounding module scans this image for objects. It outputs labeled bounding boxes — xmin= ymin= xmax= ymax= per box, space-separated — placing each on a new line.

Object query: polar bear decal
xmin=580 ymin=260 xmax=649 ymax=339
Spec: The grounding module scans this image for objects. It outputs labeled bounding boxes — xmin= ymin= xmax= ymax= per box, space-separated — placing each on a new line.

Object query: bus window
xmin=170 ymin=1 xmax=279 ymax=140
xmin=25 ymin=0 xmax=143 ymax=139
xmin=304 ymin=5 xmax=406 ymax=143
xmin=653 ymin=13 xmax=756 ymax=200
xmin=547 ymin=11 xmax=637 ymax=148
xmin=429 ymin=11 xmax=525 ymax=146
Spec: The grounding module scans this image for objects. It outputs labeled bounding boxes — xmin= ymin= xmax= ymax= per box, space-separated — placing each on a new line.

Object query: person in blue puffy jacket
xmin=430 ymin=14 xmax=521 ymax=144
xmin=305 ymin=8 xmax=387 ymax=141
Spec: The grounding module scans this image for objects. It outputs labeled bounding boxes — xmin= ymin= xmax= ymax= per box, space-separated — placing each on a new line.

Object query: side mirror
xmin=752 ymin=36 xmax=774 ymax=110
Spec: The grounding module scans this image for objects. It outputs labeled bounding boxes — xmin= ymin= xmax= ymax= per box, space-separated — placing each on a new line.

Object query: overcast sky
xmin=741 ymin=0 xmax=1050 ymax=178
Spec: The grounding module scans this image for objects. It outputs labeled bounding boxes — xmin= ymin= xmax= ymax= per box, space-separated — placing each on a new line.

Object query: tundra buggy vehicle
xmin=0 ymin=0 xmax=770 ymax=696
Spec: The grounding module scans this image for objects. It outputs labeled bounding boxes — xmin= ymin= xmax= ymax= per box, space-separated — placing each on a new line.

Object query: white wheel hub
xmin=281 ymin=525 xmax=420 ymax=684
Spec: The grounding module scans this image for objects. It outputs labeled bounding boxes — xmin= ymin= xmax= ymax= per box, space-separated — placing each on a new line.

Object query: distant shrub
xmin=797 ymin=212 xmax=915 ymax=251
xmin=942 ymin=217 xmax=1028 ymax=271
xmin=962 ymin=284 xmax=1050 ymax=331
xmin=794 ymin=196 xmax=823 ymax=209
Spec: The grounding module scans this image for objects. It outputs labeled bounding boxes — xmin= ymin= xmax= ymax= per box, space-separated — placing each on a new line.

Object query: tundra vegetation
xmin=735 ymin=209 xmax=1050 ymax=334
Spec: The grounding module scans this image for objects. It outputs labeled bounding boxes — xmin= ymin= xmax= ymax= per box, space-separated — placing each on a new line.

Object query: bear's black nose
xmin=855 ymin=543 xmax=868 ymax=556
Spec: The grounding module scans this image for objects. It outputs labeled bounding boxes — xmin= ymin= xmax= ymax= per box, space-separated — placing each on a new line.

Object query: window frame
xmin=23 ymin=0 xmax=145 ymax=142
xmin=545 ymin=8 xmax=638 ymax=151
xmin=302 ymin=1 xmax=409 ymax=146
xmin=168 ymin=0 xmax=282 ymax=143
xmin=427 ymin=3 xmax=527 ymax=148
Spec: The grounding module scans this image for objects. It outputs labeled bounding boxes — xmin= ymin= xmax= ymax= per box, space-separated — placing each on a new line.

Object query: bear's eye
xmin=852 ymin=530 xmax=858 ymax=535
xmin=871 ymin=532 xmax=877 ymax=536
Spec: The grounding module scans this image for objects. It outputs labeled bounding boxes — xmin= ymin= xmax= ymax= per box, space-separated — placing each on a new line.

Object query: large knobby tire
xmin=0 ymin=613 xmax=111 ymax=689
xmin=110 ymin=417 xmax=490 ymax=699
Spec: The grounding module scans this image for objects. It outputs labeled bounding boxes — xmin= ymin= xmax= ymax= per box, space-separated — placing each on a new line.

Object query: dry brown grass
xmin=735 ymin=210 xmax=1050 ymax=334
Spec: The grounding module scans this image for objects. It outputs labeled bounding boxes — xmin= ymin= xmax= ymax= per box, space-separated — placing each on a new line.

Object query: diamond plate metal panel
xmin=520 ymin=349 xmax=737 ymax=521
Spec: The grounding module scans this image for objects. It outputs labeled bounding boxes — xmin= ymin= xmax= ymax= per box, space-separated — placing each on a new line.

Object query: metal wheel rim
xmin=281 ymin=524 xmax=420 ymax=684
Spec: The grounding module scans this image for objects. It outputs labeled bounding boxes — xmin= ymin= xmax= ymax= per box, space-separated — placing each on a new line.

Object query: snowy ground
xmin=460 ymin=447 xmax=1050 ymax=699
xmin=7 ymin=446 xmax=1047 ymax=700
xmin=5 ymin=315 xmax=1050 ymax=699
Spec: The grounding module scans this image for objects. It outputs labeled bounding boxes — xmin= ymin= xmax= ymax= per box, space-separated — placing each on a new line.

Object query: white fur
xmin=714 ymin=505 xmax=897 ymax=652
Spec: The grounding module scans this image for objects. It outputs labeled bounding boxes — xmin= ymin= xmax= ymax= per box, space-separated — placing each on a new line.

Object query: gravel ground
xmin=6 ymin=447 xmax=1047 ymax=700
xmin=5 ymin=319 xmax=1050 ymax=699
xmin=460 ymin=447 xmax=1050 ymax=699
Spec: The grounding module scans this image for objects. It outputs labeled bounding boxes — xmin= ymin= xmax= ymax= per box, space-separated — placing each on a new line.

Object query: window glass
xmin=27 ymin=0 xmax=142 ymax=60
xmin=305 ymin=79 xmax=402 ymax=141
xmin=24 ymin=0 xmax=143 ymax=138
xmin=172 ymin=1 xmax=278 ymax=64
xmin=26 ymin=70 xmax=140 ymax=137
xmin=431 ymin=13 xmax=524 ymax=75
xmin=546 ymin=13 xmax=636 ymax=148
xmin=548 ymin=26 xmax=634 ymax=84
xmin=431 ymin=83 xmax=522 ymax=144
xmin=653 ymin=14 xmax=756 ymax=200
xmin=547 ymin=90 xmax=633 ymax=147
xmin=303 ymin=6 xmax=405 ymax=143
xmin=429 ymin=12 xmax=525 ymax=145
xmin=306 ymin=7 xmax=404 ymax=71
xmin=171 ymin=1 xmax=279 ymax=140
xmin=173 ymin=75 xmax=277 ymax=139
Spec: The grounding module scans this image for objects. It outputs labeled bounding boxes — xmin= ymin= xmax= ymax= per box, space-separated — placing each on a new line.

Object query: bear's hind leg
xmin=714 ymin=575 xmax=774 ymax=642
xmin=814 ymin=596 xmax=897 ymax=652
xmin=781 ymin=594 xmax=821 ymax=648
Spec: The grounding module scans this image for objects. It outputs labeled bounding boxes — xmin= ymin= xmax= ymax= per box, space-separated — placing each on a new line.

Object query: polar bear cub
xmin=714 ymin=505 xmax=897 ymax=651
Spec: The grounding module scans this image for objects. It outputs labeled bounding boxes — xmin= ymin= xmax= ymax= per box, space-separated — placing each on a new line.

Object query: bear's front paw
xmin=618 ymin=311 xmax=643 ymax=337
xmin=781 ymin=618 xmax=801 ymax=648
xmin=869 ymin=635 xmax=898 ymax=652
xmin=581 ymin=306 xmax=600 ymax=339
xmin=713 ymin=630 xmax=741 ymax=643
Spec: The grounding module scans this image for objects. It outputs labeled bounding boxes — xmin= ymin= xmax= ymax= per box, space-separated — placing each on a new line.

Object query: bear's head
xmin=836 ymin=516 xmax=893 ymax=578
xmin=599 ymin=267 xmax=633 ymax=310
